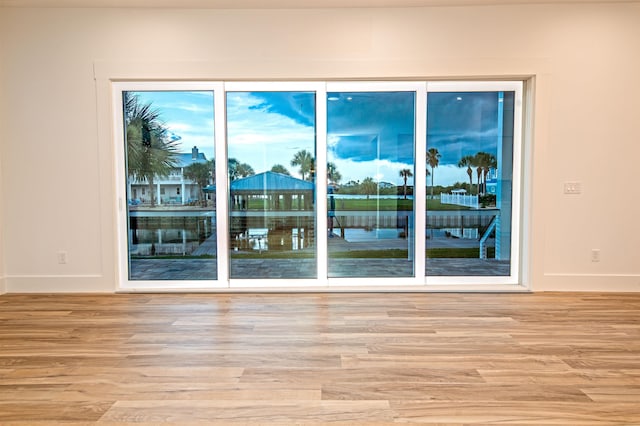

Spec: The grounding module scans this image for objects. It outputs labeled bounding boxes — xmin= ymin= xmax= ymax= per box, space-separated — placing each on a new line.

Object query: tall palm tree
xmin=474 ymin=152 xmax=492 ymax=195
xmin=475 ymin=157 xmax=483 ymax=194
xmin=399 ymin=168 xmax=413 ymax=200
xmin=327 ymin=162 xmax=342 ymax=184
xmin=124 ymin=93 xmax=178 ymax=207
xmin=482 ymin=153 xmax=498 ymax=195
xmin=457 ymin=155 xmax=475 ymax=194
xmin=426 ymin=148 xmax=441 ymax=199
xmin=290 ymin=149 xmax=314 ymax=181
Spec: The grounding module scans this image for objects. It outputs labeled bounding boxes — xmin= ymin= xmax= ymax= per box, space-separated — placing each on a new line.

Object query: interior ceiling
xmin=1 ymin=0 xmax=639 ymax=7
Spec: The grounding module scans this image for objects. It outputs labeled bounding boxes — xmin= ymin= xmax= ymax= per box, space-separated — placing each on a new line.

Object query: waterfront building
xmin=128 ymin=146 xmax=210 ymax=206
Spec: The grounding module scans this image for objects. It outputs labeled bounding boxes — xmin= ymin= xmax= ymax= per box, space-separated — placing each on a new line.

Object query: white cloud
xmin=226 ymin=93 xmax=315 ymax=173
xmin=330 ymin=157 xmax=412 ymax=186
xmin=429 ymin=164 xmax=470 ymax=187
xmin=167 ymin=122 xmax=194 ymax=133
xmin=175 ymin=103 xmax=211 ymax=114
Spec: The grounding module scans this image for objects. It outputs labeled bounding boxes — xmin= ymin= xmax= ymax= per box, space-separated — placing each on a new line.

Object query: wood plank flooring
xmin=1 ymin=292 xmax=639 ymax=424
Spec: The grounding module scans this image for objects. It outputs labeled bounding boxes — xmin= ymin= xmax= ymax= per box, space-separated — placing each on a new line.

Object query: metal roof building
xmin=204 ymin=171 xmax=314 ymax=193
xmin=231 ymin=171 xmax=313 ymax=193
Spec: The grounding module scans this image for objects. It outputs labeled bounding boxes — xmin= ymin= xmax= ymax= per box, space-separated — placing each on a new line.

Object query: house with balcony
xmin=128 ymin=146 xmax=210 ymax=206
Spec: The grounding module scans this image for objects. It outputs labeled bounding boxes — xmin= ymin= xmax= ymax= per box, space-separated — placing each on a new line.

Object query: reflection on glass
xmin=226 ymin=92 xmax=317 ymax=279
xmin=426 ymin=91 xmax=514 ymax=276
xmin=123 ymin=91 xmax=217 ymax=280
xmin=327 ymin=92 xmax=416 ymax=278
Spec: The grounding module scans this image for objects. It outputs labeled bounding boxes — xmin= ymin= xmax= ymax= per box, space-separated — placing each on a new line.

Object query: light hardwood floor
xmin=1 ymin=292 xmax=639 ymax=424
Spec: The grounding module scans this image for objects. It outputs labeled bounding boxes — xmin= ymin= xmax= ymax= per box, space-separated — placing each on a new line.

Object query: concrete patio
xmin=130 ymin=257 xmax=510 ymax=281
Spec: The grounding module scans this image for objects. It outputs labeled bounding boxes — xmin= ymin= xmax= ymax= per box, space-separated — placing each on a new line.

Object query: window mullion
xmin=415 ymin=83 xmax=428 ymax=283
xmin=316 ymin=85 xmax=329 ymax=284
xmin=215 ymin=83 xmax=230 ymax=285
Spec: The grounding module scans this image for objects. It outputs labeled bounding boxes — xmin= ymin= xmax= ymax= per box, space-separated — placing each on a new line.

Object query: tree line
xmin=457 ymin=151 xmax=497 ymax=195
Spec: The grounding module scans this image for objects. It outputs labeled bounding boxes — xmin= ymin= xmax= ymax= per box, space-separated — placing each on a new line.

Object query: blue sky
xmin=226 ymin=92 xmax=316 ymax=177
xmin=134 ymin=91 xmax=215 ymax=160
xmin=426 ymin=91 xmax=501 ymax=186
xmin=130 ymin=90 xmax=502 ymax=186
xmin=427 ymin=92 xmax=500 ymax=164
xmin=327 ymin=91 xmax=415 ymax=184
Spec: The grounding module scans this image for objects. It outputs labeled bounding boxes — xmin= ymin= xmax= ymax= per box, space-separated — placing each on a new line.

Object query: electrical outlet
xmin=591 ymin=249 xmax=600 ymax=262
xmin=564 ymin=182 xmax=582 ymax=194
xmin=57 ymin=251 xmax=68 ymax=264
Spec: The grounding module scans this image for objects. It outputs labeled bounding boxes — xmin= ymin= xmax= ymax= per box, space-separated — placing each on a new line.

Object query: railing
xmin=440 ymin=193 xmax=479 ymax=209
xmin=160 ymin=196 xmax=184 ymax=205
xmin=479 ymin=214 xmax=499 ymax=259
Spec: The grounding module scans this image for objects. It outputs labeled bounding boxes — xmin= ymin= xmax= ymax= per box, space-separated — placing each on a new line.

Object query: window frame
xmin=112 ymin=81 xmax=227 ymax=291
xmin=324 ymin=81 xmax=426 ymax=287
xmin=425 ymin=81 xmax=524 ymax=286
xmin=112 ymin=80 xmax=525 ymax=291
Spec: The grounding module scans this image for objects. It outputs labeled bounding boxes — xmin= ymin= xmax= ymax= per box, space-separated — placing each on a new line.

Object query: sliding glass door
xmin=425 ymin=82 xmax=522 ymax=283
xmin=326 ymin=87 xmax=417 ymax=278
xmin=119 ymin=87 xmax=218 ymax=282
xmin=114 ymin=81 xmax=523 ymax=289
xmin=225 ymin=89 xmax=318 ymax=280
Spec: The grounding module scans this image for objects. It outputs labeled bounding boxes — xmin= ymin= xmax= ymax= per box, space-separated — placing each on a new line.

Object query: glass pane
xmin=327 ymin=91 xmax=415 ymax=278
xmin=123 ymin=91 xmax=217 ymax=280
xmin=426 ymin=91 xmax=514 ymax=276
xmin=226 ymin=92 xmax=317 ymax=279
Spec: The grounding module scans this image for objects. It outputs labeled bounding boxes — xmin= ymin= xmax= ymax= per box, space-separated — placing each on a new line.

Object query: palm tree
xmin=457 ymin=155 xmax=475 ymax=194
xmin=475 ymin=156 xmax=483 ymax=194
xmin=399 ymin=168 xmax=413 ymax=200
xmin=474 ymin=152 xmax=492 ymax=194
xmin=360 ymin=177 xmax=377 ymax=200
xmin=270 ymin=164 xmax=291 ymax=175
xmin=482 ymin=153 xmax=497 ymax=195
xmin=426 ymin=148 xmax=441 ymax=199
xmin=290 ymin=149 xmax=314 ymax=181
xmin=124 ymin=93 xmax=178 ymax=207
xmin=327 ymin=162 xmax=342 ymax=184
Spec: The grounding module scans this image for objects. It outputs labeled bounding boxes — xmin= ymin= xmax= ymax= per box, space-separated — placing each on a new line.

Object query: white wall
xmin=1 ymin=4 xmax=639 ymax=292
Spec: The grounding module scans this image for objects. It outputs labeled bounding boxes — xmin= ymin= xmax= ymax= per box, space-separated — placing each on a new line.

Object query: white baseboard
xmin=4 ymin=275 xmax=113 ymax=293
xmin=3 ymin=273 xmax=639 ymax=294
xmin=539 ymin=273 xmax=640 ymax=292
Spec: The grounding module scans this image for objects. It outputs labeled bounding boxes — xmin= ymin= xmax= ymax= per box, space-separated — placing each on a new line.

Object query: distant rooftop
xmin=176 ymin=146 xmax=208 ymax=168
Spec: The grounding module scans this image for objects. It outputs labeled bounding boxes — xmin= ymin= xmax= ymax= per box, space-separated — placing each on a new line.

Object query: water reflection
xmin=232 ymin=227 xmax=308 ymax=252
xmin=129 ymin=216 xmax=215 ymax=257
